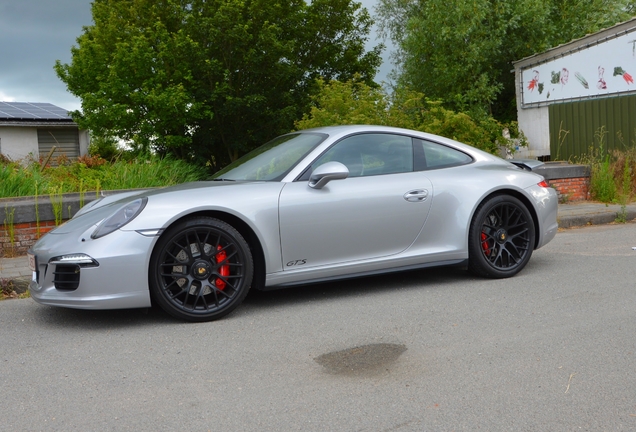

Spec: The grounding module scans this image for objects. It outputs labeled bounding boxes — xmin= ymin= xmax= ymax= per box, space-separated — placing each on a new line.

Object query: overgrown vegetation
xmin=579 ymin=127 xmax=635 ymax=207
xmin=0 ymin=154 xmax=208 ymax=199
xmin=295 ymin=77 xmax=525 ymax=155
xmin=0 ymin=278 xmax=29 ymax=300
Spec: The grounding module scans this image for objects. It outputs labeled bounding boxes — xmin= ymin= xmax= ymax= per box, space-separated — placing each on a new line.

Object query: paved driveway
xmin=2 ymin=223 xmax=636 ymax=431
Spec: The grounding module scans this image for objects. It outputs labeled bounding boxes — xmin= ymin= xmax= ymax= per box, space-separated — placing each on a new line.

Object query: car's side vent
xmin=53 ymin=264 xmax=81 ymax=291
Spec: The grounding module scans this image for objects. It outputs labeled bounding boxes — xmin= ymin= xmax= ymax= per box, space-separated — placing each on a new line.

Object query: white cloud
xmin=0 ymin=91 xmax=16 ymax=102
xmin=0 ymin=0 xmax=91 ymax=109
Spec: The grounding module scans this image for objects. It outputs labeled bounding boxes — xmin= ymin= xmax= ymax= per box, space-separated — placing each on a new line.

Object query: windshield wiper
xmin=211 ymin=178 xmax=236 ymax=182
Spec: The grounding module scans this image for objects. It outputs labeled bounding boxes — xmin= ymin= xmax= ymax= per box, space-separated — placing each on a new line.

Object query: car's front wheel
xmin=149 ymin=217 xmax=253 ymax=322
xmin=468 ymin=195 xmax=535 ymax=278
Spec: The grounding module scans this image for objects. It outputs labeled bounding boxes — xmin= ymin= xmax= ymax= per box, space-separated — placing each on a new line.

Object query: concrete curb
xmin=557 ymin=203 xmax=636 ymax=229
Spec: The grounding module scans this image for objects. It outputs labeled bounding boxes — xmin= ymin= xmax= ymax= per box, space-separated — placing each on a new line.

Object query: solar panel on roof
xmin=0 ymin=101 xmax=72 ymax=120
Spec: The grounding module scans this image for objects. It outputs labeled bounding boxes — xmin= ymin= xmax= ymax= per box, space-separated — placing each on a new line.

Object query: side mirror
xmin=308 ymin=161 xmax=349 ymax=189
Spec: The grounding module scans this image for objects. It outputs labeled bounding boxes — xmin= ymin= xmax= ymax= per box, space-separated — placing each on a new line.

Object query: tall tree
xmin=56 ymin=0 xmax=382 ymax=168
xmin=377 ymin=0 xmax=636 ymax=121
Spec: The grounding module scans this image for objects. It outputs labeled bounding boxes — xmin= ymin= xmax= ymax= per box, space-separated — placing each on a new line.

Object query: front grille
xmin=53 ymin=264 xmax=81 ymax=291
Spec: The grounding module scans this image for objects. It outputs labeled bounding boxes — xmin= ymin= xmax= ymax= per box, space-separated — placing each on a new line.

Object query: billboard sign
xmin=521 ymin=31 xmax=636 ymax=106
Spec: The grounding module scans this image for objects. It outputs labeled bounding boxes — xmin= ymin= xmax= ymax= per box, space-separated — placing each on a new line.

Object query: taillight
xmin=537 ymin=180 xmax=549 ymax=188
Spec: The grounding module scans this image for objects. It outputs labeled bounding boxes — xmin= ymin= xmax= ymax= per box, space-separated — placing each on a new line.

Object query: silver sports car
xmin=28 ymin=125 xmax=558 ymax=321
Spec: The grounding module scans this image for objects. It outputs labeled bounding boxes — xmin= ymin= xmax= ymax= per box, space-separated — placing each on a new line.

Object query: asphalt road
xmin=2 ymin=223 xmax=636 ymax=431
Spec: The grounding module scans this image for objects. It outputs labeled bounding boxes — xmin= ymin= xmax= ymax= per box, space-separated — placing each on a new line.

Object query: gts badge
xmin=286 ymin=259 xmax=307 ymax=267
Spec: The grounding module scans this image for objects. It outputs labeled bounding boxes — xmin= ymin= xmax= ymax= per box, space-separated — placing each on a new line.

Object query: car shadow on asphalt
xmin=26 ymin=265 xmax=473 ymax=328
xmin=242 ymin=265 xmax=472 ymax=309
xmin=240 ymin=250 xmax=558 ymax=315
xmin=28 ymin=259 xmax=557 ymax=327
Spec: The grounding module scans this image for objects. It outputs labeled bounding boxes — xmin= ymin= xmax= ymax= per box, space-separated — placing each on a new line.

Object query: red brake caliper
xmin=216 ymin=245 xmax=229 ymax=290
xmin=480 ymin=232 xmax=490 ymax=255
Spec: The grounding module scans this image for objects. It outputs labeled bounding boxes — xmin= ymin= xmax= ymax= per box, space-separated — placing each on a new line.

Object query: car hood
xmin=49 ymin=180 xmax=283 ymax=236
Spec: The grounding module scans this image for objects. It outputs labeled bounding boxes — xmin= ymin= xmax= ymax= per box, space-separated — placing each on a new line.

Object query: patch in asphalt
xmin=314 ymin=343 xmax=407 ymax=376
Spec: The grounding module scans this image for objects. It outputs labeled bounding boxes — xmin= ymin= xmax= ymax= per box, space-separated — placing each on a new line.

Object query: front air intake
xmin=53 ymin=264 xmax=81 ymax=291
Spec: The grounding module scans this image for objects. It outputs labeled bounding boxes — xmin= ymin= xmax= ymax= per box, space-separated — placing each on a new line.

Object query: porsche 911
xmin=28 ymin=125 xmax=558 ymax=321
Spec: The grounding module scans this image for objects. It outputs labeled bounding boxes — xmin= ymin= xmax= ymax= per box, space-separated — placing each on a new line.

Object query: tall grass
xmin=583 ymin=127 xmax=635 ymax=204
xmin=49 ymin=186 xmax=64 ymax=226
xmin=0 ymin=155 xmax=207 ymax=198
xmin=590 ymin=154 xmax=618 ymax=202
xmin=98 ymin=157 xmax=206 ymax=190
xmin=3 ymin=204 xmax=16 ymax=257
xmin=0 ymin=163 xmax=46 ymax=197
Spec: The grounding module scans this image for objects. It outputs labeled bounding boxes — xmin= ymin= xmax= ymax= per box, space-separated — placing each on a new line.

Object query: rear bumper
xmin=525 ymin=183 xmax=559 ymax=249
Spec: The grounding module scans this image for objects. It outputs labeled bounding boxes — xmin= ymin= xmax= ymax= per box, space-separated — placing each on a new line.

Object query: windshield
xmin=212 ymin=132 xmax=327 ymax=181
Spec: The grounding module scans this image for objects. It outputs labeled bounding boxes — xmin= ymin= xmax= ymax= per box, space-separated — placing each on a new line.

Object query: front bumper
xmin=28 ymin=228 xmax=155 ymax=310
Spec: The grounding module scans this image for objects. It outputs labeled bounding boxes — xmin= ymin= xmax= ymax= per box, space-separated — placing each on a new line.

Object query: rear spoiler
xmin=509 ymin=159 xmax=545 ymax=172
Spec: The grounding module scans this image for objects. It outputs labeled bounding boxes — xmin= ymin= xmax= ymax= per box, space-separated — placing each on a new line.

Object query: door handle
xmin=403 ymin=189 xmax=428 ymax=202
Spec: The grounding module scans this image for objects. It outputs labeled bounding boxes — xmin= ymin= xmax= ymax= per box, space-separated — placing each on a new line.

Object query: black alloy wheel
xmin=150 ymin=217 xmax=253 ymax=322
xmin=468 ymin=195 xmax=535 ymax=278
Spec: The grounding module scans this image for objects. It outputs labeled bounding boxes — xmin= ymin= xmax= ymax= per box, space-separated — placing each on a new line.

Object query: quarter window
xmin=414 ymin=139 xmax=473 ymax=170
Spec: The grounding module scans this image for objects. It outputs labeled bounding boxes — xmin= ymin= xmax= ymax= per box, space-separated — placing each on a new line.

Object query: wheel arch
xmin=473 ymin=189 xmax=540 ymax=249
xmin=154 ymin=210 xmax=266 ymax=291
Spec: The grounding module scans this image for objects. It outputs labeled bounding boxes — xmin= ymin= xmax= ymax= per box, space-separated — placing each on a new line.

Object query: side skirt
xmin=261 ymin=259 xmax=467 ymax=291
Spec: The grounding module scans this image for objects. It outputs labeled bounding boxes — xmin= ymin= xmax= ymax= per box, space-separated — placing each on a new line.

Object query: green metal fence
xmin=549 ymin=94 xmax=636 ymax=161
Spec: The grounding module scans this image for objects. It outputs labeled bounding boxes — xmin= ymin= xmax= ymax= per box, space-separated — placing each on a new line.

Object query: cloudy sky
xmin=0 ymin=0 xmax=392 ymax=113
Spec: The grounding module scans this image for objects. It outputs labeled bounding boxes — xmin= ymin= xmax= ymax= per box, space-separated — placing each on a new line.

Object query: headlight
xmin=50 ymin=254 xmax=99 ymax=267
xmin=91 ymin=197 xmax=147 ymax=239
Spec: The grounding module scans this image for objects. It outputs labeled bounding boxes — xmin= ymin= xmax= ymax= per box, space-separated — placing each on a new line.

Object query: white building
xmin=0 ymin=102 xmax=88 ymax=162
xmin=513 ymin=18 xmax=636 ymax=160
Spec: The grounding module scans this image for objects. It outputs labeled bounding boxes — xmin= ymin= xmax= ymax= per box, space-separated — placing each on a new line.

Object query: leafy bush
xmin=295 ymin=77 xmax=513 ymax=155
xmin=88 ymin=135 xmax=122 ymax=162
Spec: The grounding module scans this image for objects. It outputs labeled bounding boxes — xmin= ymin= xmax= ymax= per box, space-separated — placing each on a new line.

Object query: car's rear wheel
xmin=149 ymin=217 xmax=253 ymax=322
xmin=468 ymin=195 xmax=535 ymax=278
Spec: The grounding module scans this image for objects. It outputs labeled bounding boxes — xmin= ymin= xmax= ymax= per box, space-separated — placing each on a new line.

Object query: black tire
xmin=149 ymin=217 xmax=253 ymax=322
xmin=468 ymin=195 xmax=535 ymax=278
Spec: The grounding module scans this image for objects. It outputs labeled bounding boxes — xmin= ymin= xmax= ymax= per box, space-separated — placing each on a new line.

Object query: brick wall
xmin=534 ymin=163 xmax=590 ymax=203
xmin=547 ymin=176 xmax=590 ymax=202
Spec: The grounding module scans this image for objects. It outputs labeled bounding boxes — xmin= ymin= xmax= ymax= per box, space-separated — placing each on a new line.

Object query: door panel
xmin=279 ymin=172 xmax=433 ymax=269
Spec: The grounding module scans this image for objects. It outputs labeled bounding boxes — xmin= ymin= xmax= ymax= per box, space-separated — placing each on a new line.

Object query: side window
xmin=414 ymin=138 xmax=473 ymax=170
xmin=309 ymin=133 xmax=414 ymax=178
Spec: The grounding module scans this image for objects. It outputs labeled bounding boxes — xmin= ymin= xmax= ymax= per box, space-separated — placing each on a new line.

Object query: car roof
xmin=296 ymin=125 xmax=497 ymax=161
